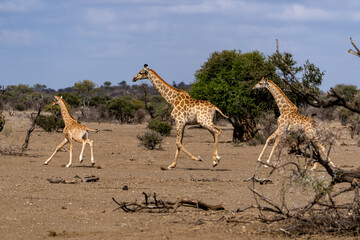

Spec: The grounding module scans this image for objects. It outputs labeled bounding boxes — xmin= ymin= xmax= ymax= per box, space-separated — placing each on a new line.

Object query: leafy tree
xmin=89 ymin=95 xmax=111 ymax=107
xmin=73 ymin=79 xmax=96 ymax=106
xmin=103 ymin=81 xmax=112 ymax=88
xmin=106 ymin=95 xmax=142 ymax=123
xmin=190 ymin=50 xmax=278 ymax=142
xmin=268 ymin=52 xmax=325 ymax=105
xmin=59 ymin=92 xmax=81 ymax=107
xmin=33 ymin=84 xmax=48 ymax=92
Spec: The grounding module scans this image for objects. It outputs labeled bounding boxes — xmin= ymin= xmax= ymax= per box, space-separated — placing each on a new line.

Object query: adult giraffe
xmin=133 ymin=64 xmax=228 ymax=169
xmin=253 ymin=77 xmax=336 ymax=170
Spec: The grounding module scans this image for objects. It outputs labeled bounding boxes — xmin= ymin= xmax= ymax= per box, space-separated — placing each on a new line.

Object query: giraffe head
xmin=52 ymin=95 xmax=63 ymax=107
xmin=252 ymin=77 xmax=270 ymax=90
xmin=132 ymin=64 xmax=150 ymax=82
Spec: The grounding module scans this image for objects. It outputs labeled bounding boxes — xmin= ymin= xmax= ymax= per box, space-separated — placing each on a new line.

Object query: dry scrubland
xmin=0 ymin=111 xmax=360 ymax=239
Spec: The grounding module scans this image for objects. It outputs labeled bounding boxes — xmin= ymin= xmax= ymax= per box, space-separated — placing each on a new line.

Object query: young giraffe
xmin=44 ymin=96 xmax=99 ymax=167
xmin=253 ymin=77 xmax=336 ymax=170
xmin=133 ymin=64 xmax=228 ymax=169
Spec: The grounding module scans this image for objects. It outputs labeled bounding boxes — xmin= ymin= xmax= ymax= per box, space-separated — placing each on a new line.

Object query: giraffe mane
xmin=149 ymin=69 xmax=190 ymax=96
xmin=58 ymin=97 xmax=77 ymax=121
xmin=267 ymin=79 xmax=297 ymax=109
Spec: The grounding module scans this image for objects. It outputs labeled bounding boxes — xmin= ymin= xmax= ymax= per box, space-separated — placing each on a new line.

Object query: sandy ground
xmin=0 ymin=112 xmax=360 ymax=239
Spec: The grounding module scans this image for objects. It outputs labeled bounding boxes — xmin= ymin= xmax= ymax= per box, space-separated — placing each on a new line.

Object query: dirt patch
xmin=0 ymin=114 xmax=359 ymax=239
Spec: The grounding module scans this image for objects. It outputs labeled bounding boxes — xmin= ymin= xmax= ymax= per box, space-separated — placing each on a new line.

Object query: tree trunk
xmin=230 ymin=117 xmax=257 ymax=142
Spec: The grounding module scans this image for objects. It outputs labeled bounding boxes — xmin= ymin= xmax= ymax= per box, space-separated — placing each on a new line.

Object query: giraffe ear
xmin=264 ymin=78 xmax=269 ymax=84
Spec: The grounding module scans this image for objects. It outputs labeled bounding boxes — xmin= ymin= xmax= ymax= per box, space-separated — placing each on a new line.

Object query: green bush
xmin=36 ymin=115 xmax=65 ymax=132
xmin=147 ymin=117 xmax=172 ymax=136
xmin=14 ymin=103 xmax=25 ymax=111
xmin=137 ymin=131 xmax=163 ymax=150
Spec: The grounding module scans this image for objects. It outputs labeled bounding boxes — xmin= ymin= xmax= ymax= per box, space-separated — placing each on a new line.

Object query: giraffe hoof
xmin=91 ymin=162 xmax=95 ymax=167
xmin=80 ymin=159 xmax=83 ymax=164
xmin=197 ymin=156 xmax=203 ymax=162
xmin=44 ymin=162 xmax=48 ymax=165
xmin=66 ymin=164 xmax=71 ymax=168
xmin=212 ymin=156 xmax=221 ymax=168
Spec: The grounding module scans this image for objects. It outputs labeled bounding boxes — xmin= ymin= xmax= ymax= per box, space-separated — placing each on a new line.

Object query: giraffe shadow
xmin=179 ymin=167 xmax=231 ymax=172
xmin=73 ymin=165 xmax=97 ymax=168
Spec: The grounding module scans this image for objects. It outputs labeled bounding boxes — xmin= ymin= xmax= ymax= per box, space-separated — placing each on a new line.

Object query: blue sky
xmin=0 ymin=0 xmax=359 ymax=91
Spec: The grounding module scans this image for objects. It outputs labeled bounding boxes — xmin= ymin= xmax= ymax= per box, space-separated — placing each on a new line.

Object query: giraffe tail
xmin=86 ymin=127 xmax=100 ymax=133
xmin=215 ymin=107 xmax=229 ymax=118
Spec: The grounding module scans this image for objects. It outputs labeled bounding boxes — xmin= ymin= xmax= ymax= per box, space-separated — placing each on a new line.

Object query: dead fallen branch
xmin=112 ymin=192 xmax=225 ymax=213
xmin=46 ymin=175 xmax=99 ymax=184
xmin=244 ymin=176 xmax=273 ymax=185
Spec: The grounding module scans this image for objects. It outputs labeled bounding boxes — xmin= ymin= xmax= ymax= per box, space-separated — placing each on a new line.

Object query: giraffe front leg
xmin=258 ymin=130 xmax=278 ymax=163
xmin=265 ymin=134 xmax=281 ymax=168
xmin=44 ymin=138 xmax=68 ymax=165
xmin=167 ymin=123 xmax=201 ymax=170
xmin=66 ymin=138 xmax=73 ymax=168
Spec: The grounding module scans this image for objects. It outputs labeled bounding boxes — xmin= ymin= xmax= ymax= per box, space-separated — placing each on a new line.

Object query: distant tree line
xmin=1 ymin=44 xmax=360 ymax=142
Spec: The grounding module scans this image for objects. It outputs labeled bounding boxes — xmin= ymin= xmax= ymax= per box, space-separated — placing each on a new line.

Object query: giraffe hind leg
xmin=204 ymin=123 xmax=222 ymax=168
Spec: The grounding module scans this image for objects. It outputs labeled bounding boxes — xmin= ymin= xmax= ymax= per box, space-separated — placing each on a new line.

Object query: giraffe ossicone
xmin=253 ymin=77 xmax=336 ymax=170
xmin=133 ymin=64 xmax=228 ymax=169
xmin=44 ymin=96 xmax=99 ymax=168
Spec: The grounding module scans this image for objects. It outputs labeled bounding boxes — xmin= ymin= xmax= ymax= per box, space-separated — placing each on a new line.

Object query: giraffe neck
xmin=57 ymin=99 xmax=77 ymax=126
xmin=266 ymin=80 xmax=297 ymax=114
xmin=147 ymin=69 xmax=181 ymax=106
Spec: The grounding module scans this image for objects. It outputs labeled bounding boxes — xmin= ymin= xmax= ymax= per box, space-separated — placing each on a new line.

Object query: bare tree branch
xmin=348 ymin=37 xmax=360 ymax=58
xmin=275 ymin=39 xmax=360 ymax=114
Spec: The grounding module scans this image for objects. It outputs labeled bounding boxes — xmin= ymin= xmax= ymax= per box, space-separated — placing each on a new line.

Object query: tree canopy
xmin=190 ymin=50 xmax=278 ymax=141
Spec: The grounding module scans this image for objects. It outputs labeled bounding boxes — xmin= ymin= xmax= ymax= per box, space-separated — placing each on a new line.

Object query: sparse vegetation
xmin=137 ymin=130 xmax=163 ymax=150
xmin=147 ymin=117 xmax=172 ymax=136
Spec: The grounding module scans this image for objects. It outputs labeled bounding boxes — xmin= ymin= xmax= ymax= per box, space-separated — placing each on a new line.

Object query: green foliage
xmin=190 ymin=50 xmax=278 ymax=141
xmin=145 ymin=95 xmax=172 ymax=120
xmin=14 ymin=103 xmax=25 ymax=111
xmin=60 ymin=92 xmax=81 ymax=107
xmin=73 ymin=79 xmax=96 ymax=106
xmin=90 ymin=95 xmax=111 ymax=106
xmin=137 ymin=130 xmax=163 ymax=150
xmin=268 ymin=52 xmax=325 ymax=103
xmin=103 ymin=81 xmax=112 ymax=87
xmin=36 ymin=115 xmax=65 ymax=132
xmin=7 ymin=84 xmax=33 ymax=94
xmin=332 ymin=84 xmax=358 ymax=102
xmin=147 ymin=117 xmax=172 ymax=136
xmin=106 ymin=95 xmax=142 ymax=123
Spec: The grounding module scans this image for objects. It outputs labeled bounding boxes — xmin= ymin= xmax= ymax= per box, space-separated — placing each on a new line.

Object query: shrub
xmin=147 ymin=117 xmax=172 ymax=136
xmin=14 ymin=103 xmax=25 ymax=111
xmin=137 ymin=131 xmax=163 ymax=150
xmin=36 ymin=115 xmax=65 ymax=132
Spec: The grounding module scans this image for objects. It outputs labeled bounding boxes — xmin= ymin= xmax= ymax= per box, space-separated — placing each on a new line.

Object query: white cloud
xmin=0 ymin=29 xmax=36 ymax=46
xmin=160 ymin=0 xmax=236 ymax=14
xmin=0 ymin=0 xmax=41 ymax=12
xmin=84 ymin=8 xmax=118 ymax=25
xmin=273 ymin=4 xmax=336 ymax=21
